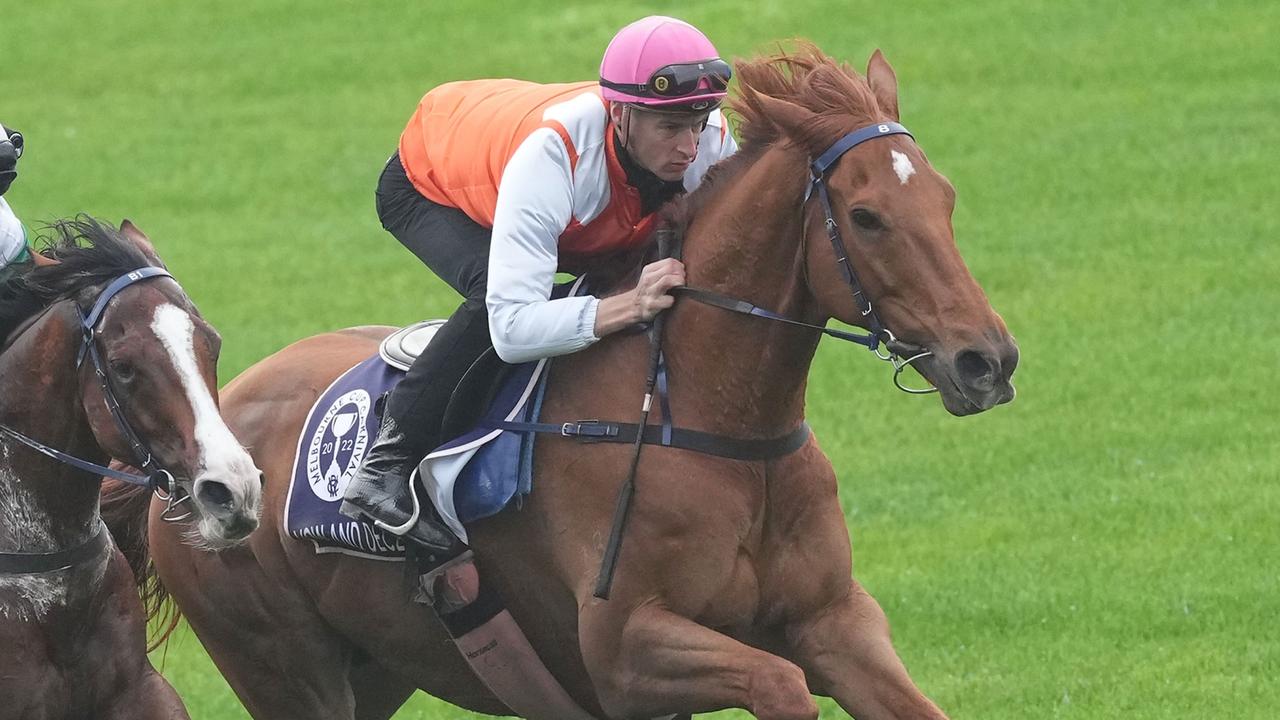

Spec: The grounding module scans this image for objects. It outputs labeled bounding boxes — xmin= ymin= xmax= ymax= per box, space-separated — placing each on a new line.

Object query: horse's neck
xmin=0 ymin=305 xmax=103 ymax=553
xmin=665 ymin=148 xmax=822 ymax=437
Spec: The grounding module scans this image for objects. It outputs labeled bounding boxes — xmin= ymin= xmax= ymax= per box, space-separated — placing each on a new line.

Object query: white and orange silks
xmin=398 ymin=79 xmax=737 ymax=363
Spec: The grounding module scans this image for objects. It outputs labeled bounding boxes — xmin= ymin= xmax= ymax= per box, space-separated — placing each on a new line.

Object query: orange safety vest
xmin=398 ymin=79 xmax=658 ymax=261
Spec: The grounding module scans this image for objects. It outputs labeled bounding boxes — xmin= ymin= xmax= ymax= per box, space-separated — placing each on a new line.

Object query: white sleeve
xmin=486 ymin=128 xmax=602 ymax=364
xmin=0 ymin=198 xmax=26 ymax=266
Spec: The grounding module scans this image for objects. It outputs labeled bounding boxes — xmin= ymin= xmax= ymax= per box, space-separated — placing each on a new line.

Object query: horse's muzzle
xmin=930 ymin=338 xmax=1019 ymax=416
xmin=192 ymin=475 xmax=262 ymax=545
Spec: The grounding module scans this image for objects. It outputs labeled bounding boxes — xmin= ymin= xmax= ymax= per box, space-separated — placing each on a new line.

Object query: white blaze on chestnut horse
xmin=108 ymin=45 xmax=1016 ymax=720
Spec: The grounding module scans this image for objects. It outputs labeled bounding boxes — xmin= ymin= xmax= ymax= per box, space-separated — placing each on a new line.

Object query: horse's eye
xmin=851 ymin=208 xmax=884 ymax=232
xmin=111 ymin=360 xmax=137 ymax=383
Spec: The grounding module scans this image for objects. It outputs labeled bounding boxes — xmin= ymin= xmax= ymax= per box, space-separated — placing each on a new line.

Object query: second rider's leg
xmin=340 ymin=152 xmax=493 ymax=549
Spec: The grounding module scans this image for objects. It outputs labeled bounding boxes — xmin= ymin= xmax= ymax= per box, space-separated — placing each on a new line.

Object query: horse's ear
xmin=867 ymin=49 xmax=900 ymax=122
xmin=119 ymin=219 xmax=162 ymax=265
xmin=745 ymin=91 xmax=819 ymax=146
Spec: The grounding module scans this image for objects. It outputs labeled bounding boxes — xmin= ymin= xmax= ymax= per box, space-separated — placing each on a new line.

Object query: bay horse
xmin=0 ymin=218 xmax=262 ymax=719
xmin=112 ymin=46 xmax=1017 ymax=719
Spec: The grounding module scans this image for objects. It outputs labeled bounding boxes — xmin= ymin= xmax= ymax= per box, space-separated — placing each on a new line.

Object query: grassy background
xmin=6 ymin=0 xmax=1278 ymax=717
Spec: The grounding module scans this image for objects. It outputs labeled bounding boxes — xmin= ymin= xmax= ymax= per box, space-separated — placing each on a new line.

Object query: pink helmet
xmin=599 ymin=16 xmax=731 ymax=111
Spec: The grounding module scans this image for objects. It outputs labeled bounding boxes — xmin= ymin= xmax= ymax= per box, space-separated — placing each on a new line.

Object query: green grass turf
xmin=6 ymin=0 xmax=1278 ymax=717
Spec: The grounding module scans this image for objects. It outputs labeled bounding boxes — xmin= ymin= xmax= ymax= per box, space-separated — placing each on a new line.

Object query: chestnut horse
xmin=112 ymin=47 xmax=1017 ymax=719
xmin=0 ymin=219 xmax=263 ymax=718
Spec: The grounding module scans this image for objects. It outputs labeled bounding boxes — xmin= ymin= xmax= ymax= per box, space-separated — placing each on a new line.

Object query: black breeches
xmin=375 ymin=153 xmax=494 ymax=452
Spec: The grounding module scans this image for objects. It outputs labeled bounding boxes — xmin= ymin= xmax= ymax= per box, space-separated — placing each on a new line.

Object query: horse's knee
xmin=103 ymin=670 xmax=190 ymax=720
xmin=747 ymin=657 xmax=818 ymax=720
xmin=581 ymin=660 xmax=641 ymax=719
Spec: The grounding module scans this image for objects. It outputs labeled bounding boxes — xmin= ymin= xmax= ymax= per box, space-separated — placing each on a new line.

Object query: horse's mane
xmin=731 ymin=41 xmax=885 ymax=154
xmin=0 ymin=217 xmax=159 ymax=339
xmin=676 ymin=42 xmax=888 ymax=224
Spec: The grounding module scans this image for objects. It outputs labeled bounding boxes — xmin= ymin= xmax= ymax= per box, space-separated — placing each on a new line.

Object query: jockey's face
xmin=612 ymin=105 xmax=709 ymax=182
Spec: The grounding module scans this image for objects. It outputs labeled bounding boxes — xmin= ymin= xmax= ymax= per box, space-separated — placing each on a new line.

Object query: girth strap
xmin=485 ymin=419 xmax=811 ymax=462
xmin=0 ymin=521 xmax=109 ymax=574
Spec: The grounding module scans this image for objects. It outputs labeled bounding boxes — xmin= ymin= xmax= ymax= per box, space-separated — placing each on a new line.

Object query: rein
xmin=0 ymin=268 xmax=190 ymax=574
xmin=670 ymin=285 xmax=934 ymax=394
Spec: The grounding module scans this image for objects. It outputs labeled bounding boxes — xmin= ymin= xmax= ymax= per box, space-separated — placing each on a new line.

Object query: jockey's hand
xmin=633 ymin=258 xmax=685 ymax=320
xmin=593 ymin=258 xmax=686 ymax=337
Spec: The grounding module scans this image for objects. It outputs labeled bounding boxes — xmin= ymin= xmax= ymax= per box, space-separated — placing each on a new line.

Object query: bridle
xmin=594 ymin=121 xmax=945 ymax=596
xmin=673 ymin=120 xmax=938 ymax=394
xmin=0 ymin=268 xmax=191 ymax=574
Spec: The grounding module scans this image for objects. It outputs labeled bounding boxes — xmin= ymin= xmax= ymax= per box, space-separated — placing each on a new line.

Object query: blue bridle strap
xmin=81 ymin=266 xmax=173 ymax=332
xmin=805 ymin=121 xmax=914 ymax=351
xmin=810 ymin=122 xmax=914 ymax=177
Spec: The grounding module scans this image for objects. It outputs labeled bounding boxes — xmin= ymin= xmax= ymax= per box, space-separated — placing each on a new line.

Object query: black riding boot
xmin=339 ymin=297 xmax=493 ymax=551
xmin=338 ymin=415 xmax=456 ymax=551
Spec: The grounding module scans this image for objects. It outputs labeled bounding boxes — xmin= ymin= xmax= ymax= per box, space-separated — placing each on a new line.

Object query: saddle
xmin=377 ymin=320 xmax=517 ymax=442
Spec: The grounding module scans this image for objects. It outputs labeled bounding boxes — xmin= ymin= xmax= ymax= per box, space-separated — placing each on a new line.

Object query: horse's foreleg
xmin=787 ymin=580 xmax=948 ymax=720
xmin=580 ymin=603 xmax=818 ymax=720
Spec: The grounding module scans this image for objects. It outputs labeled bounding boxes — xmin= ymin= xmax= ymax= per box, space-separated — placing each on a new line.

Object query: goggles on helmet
xmin=1 ymin=126 xmax=22 ymax=159
xmin=600 ymin=58 xmax=732 ymax=101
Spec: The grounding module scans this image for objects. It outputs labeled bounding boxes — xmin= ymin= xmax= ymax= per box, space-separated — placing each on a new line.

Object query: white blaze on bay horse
xmin=151 ymin=302 xmax=262 ymax=546
xmin=108 ymin=44 xmax=1016 ymax=720
xmin=0 ymin=218 xmax=262 ymax=718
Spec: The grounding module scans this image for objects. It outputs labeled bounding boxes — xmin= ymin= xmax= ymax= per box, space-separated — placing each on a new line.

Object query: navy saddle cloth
xmin=282 ymin=278 xmax=595 ymax=558
xmin=284 ymin=351 xmax=549 ymax=558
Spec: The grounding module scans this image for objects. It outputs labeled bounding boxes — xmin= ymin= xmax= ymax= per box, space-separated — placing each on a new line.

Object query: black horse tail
xmin=101 ymin=474 xmax=182 ymax=650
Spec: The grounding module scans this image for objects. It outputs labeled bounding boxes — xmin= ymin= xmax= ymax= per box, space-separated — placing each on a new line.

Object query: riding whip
xmin=593 ymin=223 xmax=681 ymax=599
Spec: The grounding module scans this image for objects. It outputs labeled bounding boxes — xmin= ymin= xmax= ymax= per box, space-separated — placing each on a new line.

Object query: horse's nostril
xmin=956 ymin=349 xmax=996 ymax=393
xmin=195 ymin=479 xmax=235 ymax=510
xmin=1003 ymin=346 xmax=1020 ymax=378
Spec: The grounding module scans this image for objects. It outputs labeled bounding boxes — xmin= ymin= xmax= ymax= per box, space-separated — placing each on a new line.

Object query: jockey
xmin=341 ymin=15 xmax=737 ymax=549
xmin=0 ymin=122 xmax=38 ymax=346
xmin=0 ymin=124 xmax=28 ymax=279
